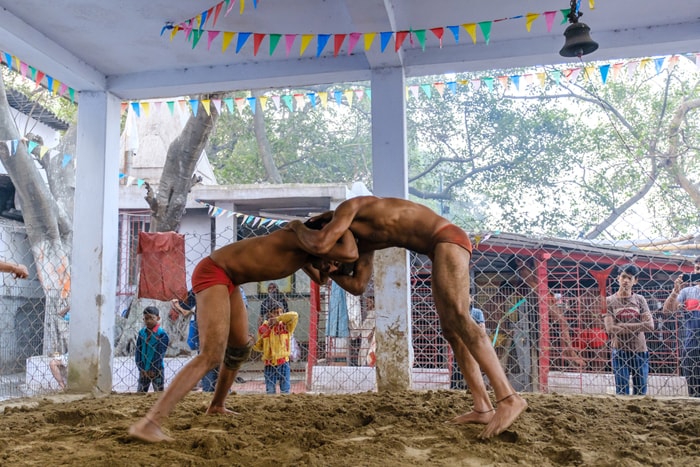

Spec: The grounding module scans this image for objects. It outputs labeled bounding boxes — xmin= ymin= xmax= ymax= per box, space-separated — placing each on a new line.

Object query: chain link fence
xmin=0 ymin=208 xmax=695 ymax=401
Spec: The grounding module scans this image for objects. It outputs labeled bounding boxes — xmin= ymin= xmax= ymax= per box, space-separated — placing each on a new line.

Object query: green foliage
xmin=208 ymin=87 xmax=372 ymax=186
xmin=207 ymin=57 xmax=700 ymax=241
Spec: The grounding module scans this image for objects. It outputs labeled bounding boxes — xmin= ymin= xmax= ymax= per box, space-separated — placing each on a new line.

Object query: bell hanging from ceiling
xmin=559 ymin=22 xmax=599 ymax=58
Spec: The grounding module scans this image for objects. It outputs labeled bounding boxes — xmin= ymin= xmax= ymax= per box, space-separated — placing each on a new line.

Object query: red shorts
xmin=192 ymin=256 xmax=236 ymax=295
xmin=429 ymin=224 xmax=473 ymax=261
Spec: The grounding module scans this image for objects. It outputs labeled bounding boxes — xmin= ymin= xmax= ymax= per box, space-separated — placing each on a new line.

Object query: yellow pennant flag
xmin=344 ymin=89 xmax=354 ymax=108
xmin=319 ymin=91 xmax=328 ymax=107
xmin=300 ymin=34 xmax=313 ymax=56
xmin=536 ymin=72 xmax=546 ymax=88
xmin=39 ymin=145 xmax=50 ymax=159
xmin=462 ymin=23 xmax=477 ymax=44
xmin=141 ymin=102 xmax=151 ymax=117
xmin=170 ymin=25 xmax=180 ymax=41
xmin=364 ymin=32 xmax=376 ymax=51
xmin=525 ymin=13 xmax=539 ymax=32
xmin=583 ymin=66 xmax=595 ymax=81
xmin=259 ymin=96 xmax=268 ymax=111
xmin=201 ymin=99 xmax=211 ymax=116
xmin=222 ymin=32 xmax=235 ymax=52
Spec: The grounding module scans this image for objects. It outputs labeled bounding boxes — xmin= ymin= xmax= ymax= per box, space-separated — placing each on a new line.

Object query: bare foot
xmin=479 ymin=394 xmax=527 ymax=439
xmin=205 ymin=405 xmax=239 ymax=415
xmin=446 ymin=409 xmax=494 ymax=425
xmin=128 ymin=417 xmax=174 ymax=443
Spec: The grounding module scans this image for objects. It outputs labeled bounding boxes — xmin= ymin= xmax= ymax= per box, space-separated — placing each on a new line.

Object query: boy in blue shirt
xmin=136 ymin=306 xmax=170 ymax=392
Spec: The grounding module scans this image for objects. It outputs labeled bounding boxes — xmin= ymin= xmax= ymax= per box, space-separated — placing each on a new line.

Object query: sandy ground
xmin=0 ymin=390 xmax=698 ymax=466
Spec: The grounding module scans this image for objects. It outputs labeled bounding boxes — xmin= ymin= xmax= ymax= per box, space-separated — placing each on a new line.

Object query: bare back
xmin=332 ymin=196 xmax=450 ymax=255
xmin=210 ymin=229 xmax=314 ymax=285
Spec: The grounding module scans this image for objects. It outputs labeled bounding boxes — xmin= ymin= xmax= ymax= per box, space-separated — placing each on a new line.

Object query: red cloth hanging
xmin=137 ymin=231 xmax=187 ymax=302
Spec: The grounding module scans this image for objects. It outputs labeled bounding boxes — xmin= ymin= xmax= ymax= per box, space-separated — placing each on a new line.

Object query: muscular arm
xmin=287 ymin=199 xmax=367 ymax=257
xmin=287 ymin=221 xmax=359 ymax=263
xmin=329 ymin=251 xmax=374 ymax=296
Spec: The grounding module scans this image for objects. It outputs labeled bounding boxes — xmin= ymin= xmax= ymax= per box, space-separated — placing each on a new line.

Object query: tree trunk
xmin=0 ymin=73 xmax=74 ymax=355
xmin=252 ymin=89 xmax=282 ymax=183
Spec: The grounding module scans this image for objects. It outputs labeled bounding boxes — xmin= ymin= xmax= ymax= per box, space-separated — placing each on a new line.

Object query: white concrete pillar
xmin=370 ymin=67 xmax=412 ymax=391
xmin=69 ymin=91 xmax=121 ymax=393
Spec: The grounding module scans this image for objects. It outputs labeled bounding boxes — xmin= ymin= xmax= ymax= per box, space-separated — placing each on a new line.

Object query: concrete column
xmin=370 ymin=67 xmax=412 ymax=391
xmin=69 ymin=91 xmax=121 ymax=393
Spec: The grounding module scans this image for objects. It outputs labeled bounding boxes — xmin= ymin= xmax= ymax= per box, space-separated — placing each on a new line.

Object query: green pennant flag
xmin=269 ymin=34 xmax=281 ymax=55
xmin=478 ymin=21 xmax=492 ymax=45
xmin=414 ymin=29 xmax=426 ymax=51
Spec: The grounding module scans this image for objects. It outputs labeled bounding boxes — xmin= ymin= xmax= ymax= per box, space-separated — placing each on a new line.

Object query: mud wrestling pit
xmin=0 ymin=390 xmax=699 ymax=466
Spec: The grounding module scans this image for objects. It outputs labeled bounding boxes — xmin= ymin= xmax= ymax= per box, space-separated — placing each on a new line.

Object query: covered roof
xmin=5 ymin=88 xmax=69 ymax=131
xmin=0 ymin=1 xmax=697 ymax=101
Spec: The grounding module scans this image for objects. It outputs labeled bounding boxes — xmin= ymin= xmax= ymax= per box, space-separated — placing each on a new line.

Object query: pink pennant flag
xmin=284 ymin=34 xmax=296 ymax=56
xmin=59 ymin=83 xmax=68 ymax=96
xmin=347 ymin=32 xmax=361 ymax=55
xmin=354 ymin=88 xmax=364 ymax=102
xmin=568 ymin=67 xmax=582 ymax=82
xmin=471 ymin=79 xmax=481 ymax=91
xmin=207 ymin=31 xmax=220 ymax=50
xmin=626 ymin=60 xmax=639 ymax=79
xmin=19 ymin=61 xmax=28 ymax=78
xmin=271 ymin=95 xmax=281 ymax=109
xmin=225 ymin=0 xmax=236 ymax=16
xmin=212 ymin=99 xmax=222 ymax=114
xmin=544 ymin=11 xmax=556 ymax=32
xmin=409 ymin=85 xmax=420 ymax=100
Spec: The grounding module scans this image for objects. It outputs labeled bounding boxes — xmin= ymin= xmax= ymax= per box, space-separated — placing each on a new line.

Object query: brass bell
xmin=559 ymin=22 xmax=599 ymax=58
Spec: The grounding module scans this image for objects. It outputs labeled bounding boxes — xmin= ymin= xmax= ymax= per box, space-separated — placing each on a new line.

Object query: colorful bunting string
xmin=122 ymin=53 xmax=699 ymax=118
xmin=0 ymin=138 xmax=71 ymax=164
xmin=0 ymin=50 xmax=76 ymax=102
xmin=163 ymin=5 xmax=593 ymax=56
xmin=195 ymin=199 xmax=289 ymax=227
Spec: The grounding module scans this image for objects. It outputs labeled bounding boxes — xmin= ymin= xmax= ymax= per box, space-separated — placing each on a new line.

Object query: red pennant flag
xmin=395 ymin=31 xmax=409 ymax=51
xmin=430 ymin=27 xmax=444 ymax=47
xmin=253 ymin=33 xmax=265 ymax=56
xmin=212 ymin=2 xmax=223 ymax=26
xmin=35 ymin=70 xmax=45 ymax=87
xmin=333 ymin=34 xmax=346 ymax=57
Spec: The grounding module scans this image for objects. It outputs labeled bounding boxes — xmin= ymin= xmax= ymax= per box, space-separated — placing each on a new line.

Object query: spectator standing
xmin=663 ymin=257 xmax=700 ymax=397
xmin=252 ymin=306 xmax=298 ymax=394
xmin=259 ymin=282 xmax=289 ymax=326
xmin=136 ymin=306 xmax=170 ymax=392
xmin=604 ymin=264 xmax=654 ymax=396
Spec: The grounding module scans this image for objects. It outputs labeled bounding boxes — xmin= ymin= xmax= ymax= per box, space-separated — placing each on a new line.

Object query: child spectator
xmin=252 ymin=306 xmax=298 ymax=394
xmin=604 ymin=264 xmax=654 ymax=395
xmin=136 ymin=306 xmax=170 ymax=392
